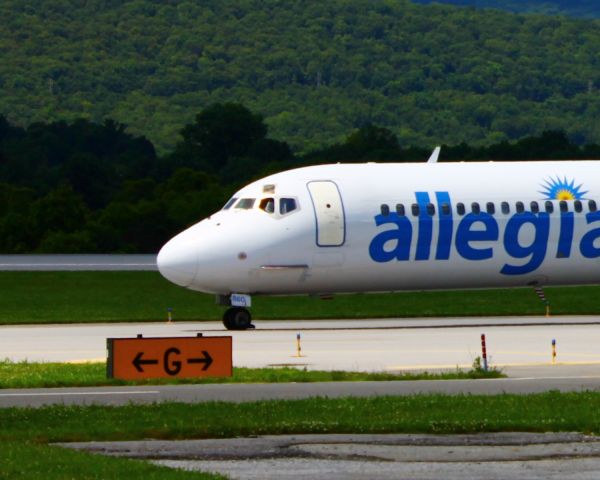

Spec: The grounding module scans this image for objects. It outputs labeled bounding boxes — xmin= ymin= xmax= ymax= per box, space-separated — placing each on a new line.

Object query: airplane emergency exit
xmin=157 ymin=157 xmax=600 ymax=330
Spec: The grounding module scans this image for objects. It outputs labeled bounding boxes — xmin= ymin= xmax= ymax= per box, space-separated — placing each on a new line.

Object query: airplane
xmin=157 ymin=151 xmax=600 ymax=330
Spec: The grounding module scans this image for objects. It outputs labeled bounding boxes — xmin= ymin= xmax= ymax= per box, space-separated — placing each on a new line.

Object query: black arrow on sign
xmin=187 ymin=350 xmax=213 ymax=371
xmin=132 ymin=352 xmax=159 ymax=372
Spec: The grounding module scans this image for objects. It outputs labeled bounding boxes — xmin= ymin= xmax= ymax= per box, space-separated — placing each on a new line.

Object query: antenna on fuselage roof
xmin=427 ymin=146 xmax=441 ymax=164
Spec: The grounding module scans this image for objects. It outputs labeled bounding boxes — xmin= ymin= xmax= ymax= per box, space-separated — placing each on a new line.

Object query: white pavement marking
xmin=511 ymin=376 xmax=600 ymax=381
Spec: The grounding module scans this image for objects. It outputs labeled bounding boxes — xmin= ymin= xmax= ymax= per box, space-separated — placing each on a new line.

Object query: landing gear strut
xmin=223 ymin=307 xmax=254 ymax=330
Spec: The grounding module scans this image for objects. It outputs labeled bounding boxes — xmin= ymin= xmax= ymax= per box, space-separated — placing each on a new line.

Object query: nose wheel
xmin=223 ymin=307 xmax=254 ymax=330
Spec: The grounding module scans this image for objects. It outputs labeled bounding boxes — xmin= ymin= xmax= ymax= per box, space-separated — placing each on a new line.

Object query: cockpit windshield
xmin=260 ymin=197 xmax=298 ymax=216
xmin=235 ymin=198 xmax=256 ymax=209
xmin=259 ymin=197 xmax=275 ymax=213
xmin=222 ymin=197 xmax=238 ymax=210
xmin=223 ymin=196 xmax=299 ymax=216
xmin=280 ymin=198 xmax=297 ymax=214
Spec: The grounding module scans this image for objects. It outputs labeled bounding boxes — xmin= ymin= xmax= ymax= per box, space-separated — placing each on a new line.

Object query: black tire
xmin=223 ymin=307 xmax=253 ymax=330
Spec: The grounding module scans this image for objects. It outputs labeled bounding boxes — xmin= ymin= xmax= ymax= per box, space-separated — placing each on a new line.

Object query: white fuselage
xmin=157 ymin=161 xmax=600 ymax=295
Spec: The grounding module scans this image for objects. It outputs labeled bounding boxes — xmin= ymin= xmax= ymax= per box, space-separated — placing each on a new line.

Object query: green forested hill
xmin=413 ymin=1 xmax=600 ymax=18
xmin=2 ymin=0 xmax=600 ymax=153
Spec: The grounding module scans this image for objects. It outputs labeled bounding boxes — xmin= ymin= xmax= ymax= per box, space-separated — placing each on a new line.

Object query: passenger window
xmin=259 ymin=197 xmax=275 ymax=214
xmin=545 ymin=201 xmax=554 ymax=213
xmin=381 ymin=204 xmax=390 ymax=216
xmin=516 ymin=201 xmax=524 ymax=213
xmin=441 ymin=203 xmax=451 ymax=216
xmin=501 ymin=202 xmax=510 ymax=214
xmin=411 ymin=204 xmax=420 ymax=216
xmin=486 ymin=202 xmax=495 ymax=215
xmin=235 ymin=198 xmax=256 ymax=209
xmin=589 ymin=200 xmax=598 ymax=212
xmin=396 ymin=204 xmax=405 ymax=216
xmin=457 ymin=203 xmax=465 ymax=216
xmin=223 ymin=197 xmax=238 ymax=210
xmin=426 ymin=203 xmax=435 ymax=216
xmin=530 ymin=201 xmax=539 ymax=213
xmin=560 ymin=200 xmax=568 ymax=213
xmin=471 ymin=202 xmax=480 ymax=214
xmin=280 ymin=198 xmax=297 ymax=214
xmin=574 ymin=200 xmax=583 ymax=213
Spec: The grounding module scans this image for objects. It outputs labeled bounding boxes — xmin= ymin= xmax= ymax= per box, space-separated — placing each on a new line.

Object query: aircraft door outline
xmin=307 ymin=180 xmax=346 ymax=247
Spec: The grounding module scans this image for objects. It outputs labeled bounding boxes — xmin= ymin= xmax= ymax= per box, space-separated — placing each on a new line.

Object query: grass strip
xmin=2 ymin=392 xmax=600 ymax=443
xmin=0 ymin=392 xmax=594 ymax=478
xmin=0 ymin=441 xmax=224 ymax=479
xmin=0 ymin=361 xmax=502 ymax=389
xmin=1 ymin=271 xmax=599 ymax=324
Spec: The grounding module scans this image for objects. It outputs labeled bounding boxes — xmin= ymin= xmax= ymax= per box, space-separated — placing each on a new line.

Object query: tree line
xmin=413 ymin=0 xmax=600 ymax=18
xmin=1 ymin=103 xmax=599 ymax=253
xmin=2 ymin=0 xmax=600 ymax=155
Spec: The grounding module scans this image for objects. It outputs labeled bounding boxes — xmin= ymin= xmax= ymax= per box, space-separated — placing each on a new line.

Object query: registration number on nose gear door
xmin=231 ymin=294 xmax=252 ymax=307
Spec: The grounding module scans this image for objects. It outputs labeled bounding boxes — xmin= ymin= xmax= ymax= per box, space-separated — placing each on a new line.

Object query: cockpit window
xmin=223 ymin=197 xmax=238 ymax=210
xmin=259 ymin=197 xmax=275 ymax=214
xmin=280 ymin=198 xmax=297 ymax=215
xmin=235 ymin=198 xmax=256 ymax=209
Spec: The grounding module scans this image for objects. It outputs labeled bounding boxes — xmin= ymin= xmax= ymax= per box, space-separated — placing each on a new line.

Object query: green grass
xmin=0 ymin=271 xmax=599 ymax=324
xmin=0 ymin=270 xmax=588 ymax=479
xmin=0 ymin=441 xmax=224 ymax=480
xmin=0 ymin=361 xmax=502 ymax=389
xmin=3 ymin=393 xmax=600 ymax=443
xmin=0 ymin=392 xmax=596 ymax=478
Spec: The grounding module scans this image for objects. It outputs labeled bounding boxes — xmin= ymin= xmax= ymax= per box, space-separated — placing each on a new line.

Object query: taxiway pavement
xmin=3 ymin=372 xmax=600 ymax=408
xmin=2 ymin=316 xmax=600 ymax=372
xmin=2 ymin=316 xmax=600 ymax=407
xmin=0 ymin=254 xmax=156 ymax=270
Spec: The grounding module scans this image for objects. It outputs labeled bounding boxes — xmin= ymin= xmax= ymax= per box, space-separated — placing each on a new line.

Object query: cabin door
xmin=307 ymin=181 xmax=346 ymax=247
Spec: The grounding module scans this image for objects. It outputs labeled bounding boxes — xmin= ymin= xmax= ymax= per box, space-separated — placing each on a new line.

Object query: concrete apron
xmin=59 ymin=432 xmax=600 ymax=480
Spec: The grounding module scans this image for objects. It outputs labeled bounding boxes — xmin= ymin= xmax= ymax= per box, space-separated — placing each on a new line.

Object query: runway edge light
xmin=293 ymin=333 xmax=305 ymax=358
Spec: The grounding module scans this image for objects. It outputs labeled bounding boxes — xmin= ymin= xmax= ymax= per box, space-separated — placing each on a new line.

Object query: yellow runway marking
xmin=67 ymin=358 xmax=105 ymax=364
xmin=494 ymin=350 xmax=600 ymax=359
xmin=495 ymin=361 xmax=600 ymax=367
xmin=387 ymin=364 xmax=475 ymax=370
xmin=387 ymin=361 xmax=600 ymax=370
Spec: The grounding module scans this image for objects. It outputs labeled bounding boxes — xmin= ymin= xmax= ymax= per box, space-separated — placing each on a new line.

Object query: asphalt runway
xmin=3 ymin=316 xmax=600 ymax=407
xmin=0 ymin=254 xmax=157 ymax=270
xmin=3 ymin=316 xmax=600 ymax=371
xmin=3 ymin=373 xmax=600 ymax=408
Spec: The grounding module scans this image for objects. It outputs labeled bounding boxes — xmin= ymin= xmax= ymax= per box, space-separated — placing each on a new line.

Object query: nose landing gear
xmin=223 ymin=307 xmax=254 ymax=330
xmin=217 ymin=294 xmax=255 ymax=330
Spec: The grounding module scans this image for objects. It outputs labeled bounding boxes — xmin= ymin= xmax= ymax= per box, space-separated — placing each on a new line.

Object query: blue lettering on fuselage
xmin=369 ymin=191 xmax=594 ymax=275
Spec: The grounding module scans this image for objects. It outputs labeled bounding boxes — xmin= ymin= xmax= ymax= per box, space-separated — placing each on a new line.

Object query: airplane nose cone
xmin=157 ymin=236 xmax=199 ymax=287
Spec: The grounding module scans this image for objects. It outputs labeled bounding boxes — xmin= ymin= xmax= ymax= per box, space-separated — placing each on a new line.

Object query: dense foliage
xmin=0 ymin=105 xmax=291 ymax=253
xmin=413 ymin=0 xmax=600 ymax=18
xmin=2 ymin=0 xmax=600 ymax=153
xmin=1 ymin=105 xmax=600 ymax=253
